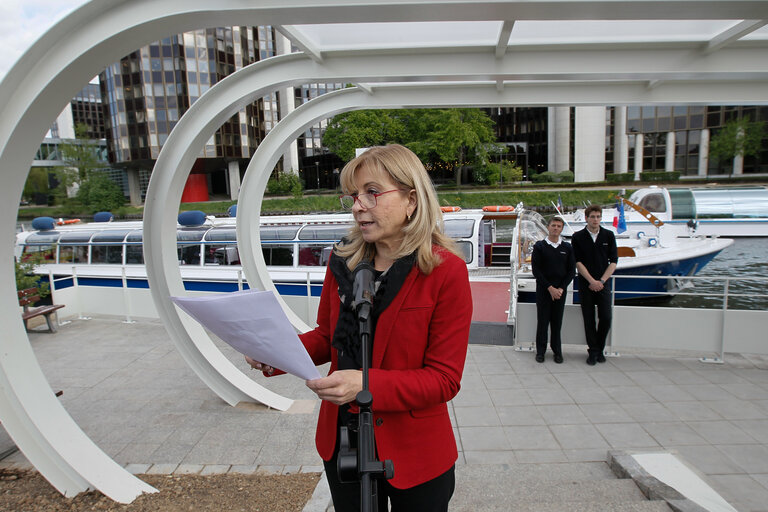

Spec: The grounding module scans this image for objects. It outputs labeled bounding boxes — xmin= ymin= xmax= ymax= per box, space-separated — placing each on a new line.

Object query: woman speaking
xmin=248 ymin=144 xmax=472 ymax=511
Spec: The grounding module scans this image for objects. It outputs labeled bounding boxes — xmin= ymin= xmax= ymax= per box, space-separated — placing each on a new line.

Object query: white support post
xmin=121 ymin=267 xmax=135 ymax=324
xmin=49 ymin=270 xmax=71 ymax=327
xmin=72 ymin=267 xmax=91 ymax=321
xmin=701 ymin=278 xmax=727 ymax=364
xmin=306 ymin=271 xmax=312 ymax=323
xmin=605 ymin=277 xmax=620 ymax=358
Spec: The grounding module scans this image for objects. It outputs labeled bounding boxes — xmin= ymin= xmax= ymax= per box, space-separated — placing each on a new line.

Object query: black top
xmin=571 ymin=227 xmax=618 ymax=282
xmin=531 ymin=239 xmax=575 ymax=291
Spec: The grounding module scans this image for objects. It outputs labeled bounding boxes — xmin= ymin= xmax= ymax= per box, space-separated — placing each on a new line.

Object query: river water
xmin=667 ymin=238 xmax=768 ymax=310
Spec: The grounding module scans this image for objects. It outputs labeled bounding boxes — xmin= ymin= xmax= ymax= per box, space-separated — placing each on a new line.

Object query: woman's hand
xmin=306 ymin=370 xmax=362 ymax=405
xmin=245 ymin=356 xmax=275 ymax=375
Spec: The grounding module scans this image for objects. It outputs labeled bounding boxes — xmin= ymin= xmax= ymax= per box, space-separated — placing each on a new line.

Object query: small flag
xmin=557 ymin=194 xmax=563 ymax=211
xmin=614 ymin=200 xmax=627 ymax=234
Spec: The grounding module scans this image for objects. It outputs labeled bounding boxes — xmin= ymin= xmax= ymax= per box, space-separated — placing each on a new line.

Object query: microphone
xmin=352 ymin=262 xmax=375 ymax=314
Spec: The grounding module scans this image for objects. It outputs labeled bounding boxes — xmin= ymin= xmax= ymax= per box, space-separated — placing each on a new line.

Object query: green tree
xmin=709 ymin=117 xmax=766 ymax=167
xmin=52 ymin=123 xmax=105 ymax=202
xmin=75 ymin=172 xmax=125 ymax=213
xmin=322 ymin=108 xmax=501 ymax=186
xmin=401 ymin=109 xmax=501 ymax=186
xmin=322 ymin=110 xmax=406 ymax=161
xmin=23 ymin=167 xmax=51 ymax=204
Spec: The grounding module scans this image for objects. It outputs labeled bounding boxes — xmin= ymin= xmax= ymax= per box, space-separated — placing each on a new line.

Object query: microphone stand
xmin=337 ymin=266 xmax=394 ymax=512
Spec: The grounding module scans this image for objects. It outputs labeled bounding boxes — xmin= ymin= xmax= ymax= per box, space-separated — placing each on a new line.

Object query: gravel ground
xmin=0 ymin=468 xmax=321 ymax=511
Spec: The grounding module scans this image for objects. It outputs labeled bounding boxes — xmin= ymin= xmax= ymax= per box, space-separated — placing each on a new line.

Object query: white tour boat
xmin=562 ymin=186 xmax=768 ymax=237
xmin=16 ymin=207 xmax=733 ymax=327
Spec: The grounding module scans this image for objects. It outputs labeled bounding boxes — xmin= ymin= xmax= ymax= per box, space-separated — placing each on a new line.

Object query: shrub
xmin=531 ymin=170 xmax=574 ymax=183
xmin=15 ymin=253 xmax=50 ymax=297
xmin=476 ymin=161 xmax=524 ymax=186
xmin=472 ymin=164 xmax=494 ymax=185
xmin=267 ymin=172 xmax=304 ymax=198
xmin=606 ymin=173 xmax=636 ymax=183
xmin=76 ymin=173 xmax=125 ymax=213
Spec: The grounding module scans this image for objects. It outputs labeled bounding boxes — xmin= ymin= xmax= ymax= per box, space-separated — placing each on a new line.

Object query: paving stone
xmin=200 ymin=464 xmax=231 ymax=475
xmin=174 ymin=464 xmax=203 ymax=475
xmin=146 ymin=463 xmax=178 ymax=474
xmin=228 ymin=464 xmax=259 ymax=474
xmin=256 ymin=465 xmax=284 ymax=475
xmin=124 ymin=463 xmax=151 ymax=474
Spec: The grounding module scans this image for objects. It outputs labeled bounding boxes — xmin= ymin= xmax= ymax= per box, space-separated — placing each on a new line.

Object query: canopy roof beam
xmin=276 ymin=24 xmax=324 ymax=62
xmin=703 ymin=19 xmax=768 ymax=55
xmin=495 ymin=20 xmax=515 ymax=58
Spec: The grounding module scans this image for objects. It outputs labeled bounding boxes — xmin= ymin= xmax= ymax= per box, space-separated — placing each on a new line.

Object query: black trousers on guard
xmin=535 ymin=288 xmax=567 ymax=357
xmin=578 ymin=280 xmax=613 ymax=356
xmin=323 ymin=429 xmax=455 ymax=512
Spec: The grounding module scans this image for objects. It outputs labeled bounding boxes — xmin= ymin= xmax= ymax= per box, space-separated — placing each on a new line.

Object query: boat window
xmin=91 ymin=230 xmax=131 ymax=243
xmin=177 ymin=228 xmax=206 ymax=242
xmin=59 ymin=245 xmax=88 ymax=264
xmin=21 ymin=245 xmax=56 ymax=262
xmin=298 ymin=243 xmax=334 ymax=266
xmin=178 ymin=244 xmax=201 ymax=265
xmin=24 ymin=232 xmax=62 ymax=244
xmin=444 ymin=219 xmax=475 ymax=239
xmin=59 ymin=231 xmax=96 ymax=244
xmin=691 ymin=188 xmax=768 ymax=218
xmin=261 ymin=225 xmax=300 ymax=240
xmin=204 ymin=228 xmax=237 ymax=242
xmin=263 ymin=244 xmax=294 ymax=266
xmin=126 ymin=245 xmax=144 ymax=264
xmin=298 ymin=224 xmax=350 ymax=241
xmin=668 ymin=189 xmax=696 ymax=219
xmin=455 ymin=241 xmax=473 ymax=264
xmin=638 ymin=193 xmax=666 ymax=213
xmin=91 ymin=245 xmax=123 ymax=264
xmin=126 ymin=231 xmax=143 ymax=242
xmin=204 ymin=244 xmax=240 ymax=265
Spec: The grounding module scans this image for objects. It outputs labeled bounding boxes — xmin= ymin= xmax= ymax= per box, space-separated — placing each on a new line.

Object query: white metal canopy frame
xmin=1 ymin=0 xmax=767 ymax=503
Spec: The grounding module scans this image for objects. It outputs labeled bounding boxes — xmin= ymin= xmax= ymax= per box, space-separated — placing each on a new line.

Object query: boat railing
xmin=607 ymin=274 xmax=768 ymax=362
xmin=516 ymin=273 xmax=768 ymax=360
xmin=45 ymin=265 xmax=321 ymax=325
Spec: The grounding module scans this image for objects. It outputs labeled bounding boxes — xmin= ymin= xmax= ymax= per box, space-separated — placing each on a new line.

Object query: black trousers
xmin=578 ymin=280 xmax=613 ymax=356
xmin=535 ymin=288 xmax=566 ymax=357
xmin=323 ymin=438 xmax=455 ymax=512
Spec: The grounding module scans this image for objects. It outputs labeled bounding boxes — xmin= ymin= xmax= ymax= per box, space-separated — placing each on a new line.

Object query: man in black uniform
xmin=572 ymin=205 xmax=618 ymax=366
xmin=531 ymin=216 xmax=575 ymax=364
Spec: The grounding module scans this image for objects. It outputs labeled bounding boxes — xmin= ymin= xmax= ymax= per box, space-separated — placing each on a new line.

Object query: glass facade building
xmin=99 ymin=26 xmax=280 ymax=199
xmin=489 ymin=105 xmax=768 ymax=177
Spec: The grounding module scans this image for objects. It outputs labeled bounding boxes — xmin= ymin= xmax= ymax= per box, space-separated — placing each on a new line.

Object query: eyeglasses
xmin=339 ymin=189 xmax=402 ymax=210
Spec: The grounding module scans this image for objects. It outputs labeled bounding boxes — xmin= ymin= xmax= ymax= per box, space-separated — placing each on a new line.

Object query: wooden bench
xmin=18 ymin=288 xmax=65 ymax=333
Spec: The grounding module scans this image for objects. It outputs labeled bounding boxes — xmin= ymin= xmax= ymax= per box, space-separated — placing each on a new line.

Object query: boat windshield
xmin=514 ymin=211 xmax=548 ymax=269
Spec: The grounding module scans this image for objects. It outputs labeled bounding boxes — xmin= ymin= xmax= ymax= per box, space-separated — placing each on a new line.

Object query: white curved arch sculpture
xmin=2 ymin=0 xmax=766 ymax=503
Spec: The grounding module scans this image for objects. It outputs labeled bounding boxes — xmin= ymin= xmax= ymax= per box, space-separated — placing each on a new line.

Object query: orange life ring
xmin=57 ymin=218 xmax=81 ymax=225
xmin=482 ymin=205 xmax=513 ymax=212
xmin=440 ymin=206 xmax=462 ymax=213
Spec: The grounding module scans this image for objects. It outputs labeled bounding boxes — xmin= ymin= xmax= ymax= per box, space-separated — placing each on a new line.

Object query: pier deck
xmin=2 ymin=317 xmax=767 ymax=511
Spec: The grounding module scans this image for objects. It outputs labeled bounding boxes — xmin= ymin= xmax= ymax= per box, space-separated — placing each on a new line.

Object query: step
xmin=454 ymin=462 xmax=616 ymax=483
xmin=450 ymin=464 xmax=670 ymax=511
xmin=450 ymin=501 xmax=672 ymax=512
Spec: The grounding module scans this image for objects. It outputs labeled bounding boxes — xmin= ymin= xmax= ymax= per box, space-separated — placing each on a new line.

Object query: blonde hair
xmin=335 ymin=144 xmax=459 ymax=274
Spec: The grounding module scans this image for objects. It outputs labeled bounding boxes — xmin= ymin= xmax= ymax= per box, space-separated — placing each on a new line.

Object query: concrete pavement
xmin=2 ymin=317 xmax=767 ymax=511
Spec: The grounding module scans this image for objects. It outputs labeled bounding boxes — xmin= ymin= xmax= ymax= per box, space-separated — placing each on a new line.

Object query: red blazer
xmin=299 ymin=247 xmax=472 ymax=489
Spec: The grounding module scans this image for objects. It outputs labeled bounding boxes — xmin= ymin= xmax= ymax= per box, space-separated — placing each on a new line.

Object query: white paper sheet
xmin=171 ymin=290 xmax=321 ymax=380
